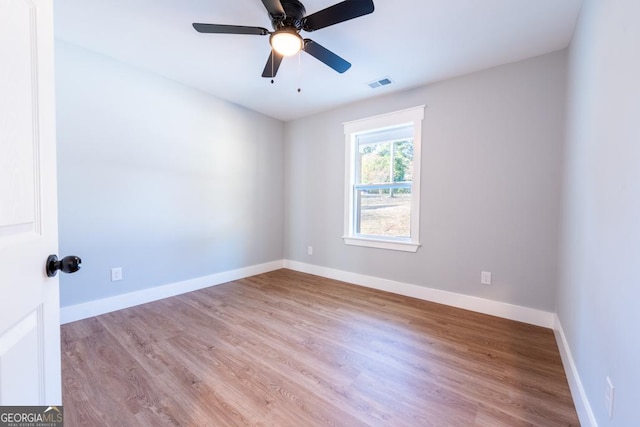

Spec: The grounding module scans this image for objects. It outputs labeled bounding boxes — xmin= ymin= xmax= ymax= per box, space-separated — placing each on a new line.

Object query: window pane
xmin=356 ymin=188 xmax=411 ymax=238
xmin=393 ymin=140 xmax=413 ymax=183
xmin=359 ymin=141 xmax=391 ymax=184
xmin=358 ymin=139 xmax=414 ymax=185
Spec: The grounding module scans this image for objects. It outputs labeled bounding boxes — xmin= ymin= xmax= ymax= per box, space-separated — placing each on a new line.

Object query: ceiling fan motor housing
xmin=270 ymin=0 xmax=306 ymax=30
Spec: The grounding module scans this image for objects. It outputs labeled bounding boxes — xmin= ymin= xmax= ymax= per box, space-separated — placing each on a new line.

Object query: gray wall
xmin=285 ymin=51 xmax=567 ymax=312
xmin=559 ymin=0 xmax=640 ymax=424
xmin=55 ymin=41 xmax=284 ymax=307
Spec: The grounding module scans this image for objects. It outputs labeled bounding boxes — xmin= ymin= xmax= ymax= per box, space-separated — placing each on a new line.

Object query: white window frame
xmin=343 ymin=105 xmax=425 ymax=252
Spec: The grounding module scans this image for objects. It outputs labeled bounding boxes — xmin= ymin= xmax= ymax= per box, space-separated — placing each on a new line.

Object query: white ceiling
xmin=54 ymin=0 xmax=583 ymax=121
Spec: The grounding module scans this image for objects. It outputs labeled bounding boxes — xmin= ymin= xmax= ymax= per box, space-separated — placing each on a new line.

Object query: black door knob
xmin=46 ymin=254 xmax=82 ymax=277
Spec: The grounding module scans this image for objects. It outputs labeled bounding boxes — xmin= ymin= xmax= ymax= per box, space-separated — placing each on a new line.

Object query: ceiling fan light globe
xmin=270 ymin=31 xmax=303 ymax=56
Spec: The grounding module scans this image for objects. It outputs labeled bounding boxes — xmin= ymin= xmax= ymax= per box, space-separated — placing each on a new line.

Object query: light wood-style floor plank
xmin=61 ymin=269 xmax=579 ymax=426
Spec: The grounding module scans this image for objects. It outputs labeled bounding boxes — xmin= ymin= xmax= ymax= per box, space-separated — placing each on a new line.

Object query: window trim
xmin=343 ymin=105 xmax=425 ymax=252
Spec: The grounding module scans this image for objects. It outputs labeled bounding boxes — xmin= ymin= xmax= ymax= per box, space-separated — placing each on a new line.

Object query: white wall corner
xmin=60 ymin=260 xmax=285 ymax=324
xmin=283 ymin=260 xmax=555 ymax=328
xmin=553 ymin=314 xmax=598 ymax=427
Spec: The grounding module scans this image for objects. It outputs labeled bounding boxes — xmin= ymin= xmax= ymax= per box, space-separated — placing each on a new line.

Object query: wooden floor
xmin=61 ymin=269 xmax=579 ymax=426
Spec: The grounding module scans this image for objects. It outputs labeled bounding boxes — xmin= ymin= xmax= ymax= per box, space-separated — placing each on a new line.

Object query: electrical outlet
xmin=605 ymin=376 xmax=615 ymax=419
xmin=111 ymin=267 xmax=123 ymax=282
xmin=307 ymin=246 xmax=313 ymax=256
xmin=481 ymin=271 xmax=492 ymax=285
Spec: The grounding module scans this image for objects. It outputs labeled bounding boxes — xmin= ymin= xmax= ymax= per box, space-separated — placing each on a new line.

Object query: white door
xmin=0 ymin=0 xmax=62 ymax=405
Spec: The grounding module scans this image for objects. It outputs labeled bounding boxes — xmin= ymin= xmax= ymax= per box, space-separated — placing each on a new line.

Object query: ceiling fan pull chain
xmin=297 ymin=49 xmax=302 ymax=93
xmin=271 ymin=50 xmax=275 ymax=84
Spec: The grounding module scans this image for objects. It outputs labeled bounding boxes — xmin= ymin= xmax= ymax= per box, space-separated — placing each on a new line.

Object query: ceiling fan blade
xmin=302 ymin=0 xmax=374 ymax=32
xmin=192 ymin=23 xmax=269 ymax=36
xmin=261 ymin=0 xmax=285 ymax=17
xmin=262 ymin=50 xmax=284 ymax=78
xmin=303 ymin=39 xmax=351 ymax=73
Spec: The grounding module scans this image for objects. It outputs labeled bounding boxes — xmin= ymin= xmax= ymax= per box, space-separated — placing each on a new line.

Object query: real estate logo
xmin=0 ymin=406 xmax=63 ymax=427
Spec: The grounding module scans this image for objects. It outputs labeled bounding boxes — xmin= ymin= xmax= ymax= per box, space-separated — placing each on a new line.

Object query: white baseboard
xmin=60 ymin=260 xmax=285 ymax=324
xmin=283 ymin=260 xmax=555 ymax=328
xmin=554 ymin=315 xmax=598 ymax=427
xmin=62 ymin=259 xmax=555 ymax=328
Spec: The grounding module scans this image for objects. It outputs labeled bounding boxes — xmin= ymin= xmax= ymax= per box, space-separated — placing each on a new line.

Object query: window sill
xmin=343 ymin=236 xmax=420 ymax=253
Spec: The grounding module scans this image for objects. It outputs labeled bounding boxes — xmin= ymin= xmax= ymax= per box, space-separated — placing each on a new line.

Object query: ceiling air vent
xmin=368 ymin=76 xmax=393 ymax=89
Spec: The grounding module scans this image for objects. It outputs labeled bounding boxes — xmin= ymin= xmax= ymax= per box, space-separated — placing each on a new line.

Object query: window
xmin=343 ymin=106 xmax=424 ymax=252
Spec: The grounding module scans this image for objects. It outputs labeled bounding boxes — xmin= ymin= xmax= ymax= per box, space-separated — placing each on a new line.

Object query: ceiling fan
xmin=192 ymin=0 xmax=375 ymax=78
